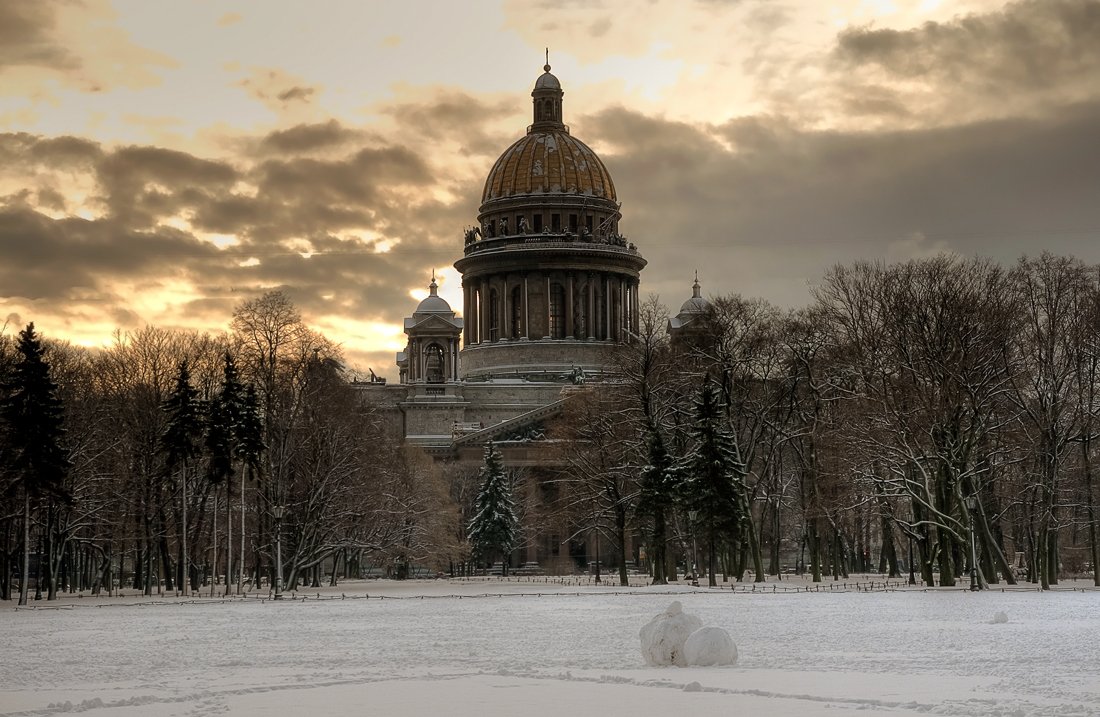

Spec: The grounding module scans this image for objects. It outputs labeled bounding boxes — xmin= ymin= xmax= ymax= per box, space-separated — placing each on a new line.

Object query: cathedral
xmin=360 ymin=62 xmax=705 ymax=572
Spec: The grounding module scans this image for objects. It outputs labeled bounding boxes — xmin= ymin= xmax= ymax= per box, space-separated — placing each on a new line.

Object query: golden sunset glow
xmin=2 ymin=0 xmax=1098 ymax=377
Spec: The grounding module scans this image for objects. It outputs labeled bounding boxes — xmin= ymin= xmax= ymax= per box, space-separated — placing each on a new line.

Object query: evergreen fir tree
xmin=160 ymin=360 xmax=204 ymax=592
xmin=206 ymin=352 xmax=245 ymax=486
xmin=467 ymin=441 xmax=518 ymax=575
xmin=677 ymin=375 xmax=747 ymax=587
xmin=636 ymin=419 xmax=677 ymax=584
xmin=1 ymin=323 xmax=70 ymax=606
xmin=235 ymin=384 xmax=264 ymax=481
xmin=205 ymin=351 xmax=246 ymax=595
xmin=162 ymin=361 xmax=204 ymax=471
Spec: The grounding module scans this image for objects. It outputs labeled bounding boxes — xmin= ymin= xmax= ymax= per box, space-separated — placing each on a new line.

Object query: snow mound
xmin=991 ymin=611 xmax=1009 ymax=624
xmin=683 ymin=681 xmax=703 ymax=692
xmin=639 ymin=601 xmax=703 ymax=666
xmin=683 ymin=626 xmax=738 ymax=666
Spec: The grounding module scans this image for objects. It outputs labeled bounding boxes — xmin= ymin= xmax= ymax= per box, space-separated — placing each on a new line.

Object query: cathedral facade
xmin=360 ymin=63 xmax=679 ymax=572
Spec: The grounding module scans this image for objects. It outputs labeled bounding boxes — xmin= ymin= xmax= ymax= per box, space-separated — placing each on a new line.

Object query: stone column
xmin=607 ymin=276 xmax=616 ymax=340
xmin=545 ymin=276 xmax=551 ymax=338
xmin=566 ymin=272 xmax=574 ymax=339
xmin=587 ymin=276 xmax=596 ymax=340
xmin=480 ymin=280 xmax=490 ymax=344
xmin=522 ymin=275 xmax=529 ymax=340
xmin=503 ymin=278 xmax=512 ymax=340
xmin=462 ymin=286 xmax=471 ymax=345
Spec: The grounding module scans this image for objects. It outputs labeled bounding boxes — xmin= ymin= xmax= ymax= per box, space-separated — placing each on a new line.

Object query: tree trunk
xmin=225 ymin=482 xmax=233 ymax=597
xmin=1 ymin=519 xmax=11 ymax=601
xmin=745 ymin=513 xmax=765 ymax=582
xmin=19 ymin=493 xmax=31 ymax=606
xmin=238 ymin=470 xmax=245 ymax=595
xmin=45 ymin=505 xmax=58 ymax=600
xmin=1085 ymin=435 xmax=1100 ymax=587
xmin=650 ymin=509 xmax=668 ymax=585
xmin=707 ymin=527 xmax=717 ymax=587
xmin=210 ymin=487 xmax=218 ymax=597
xmin=181 ymin=465 xmax=188 ymax=596
xmin=616 ymin=508 xmax=629 ymax=587
xmin=808 ymin=517 xmax=823 ymax=582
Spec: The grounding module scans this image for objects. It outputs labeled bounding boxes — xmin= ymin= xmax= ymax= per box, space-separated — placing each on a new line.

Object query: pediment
xmin=405 ymin=314 xmax=463 ymax=334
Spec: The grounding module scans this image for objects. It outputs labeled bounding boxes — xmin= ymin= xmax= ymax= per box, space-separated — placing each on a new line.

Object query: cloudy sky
xmin=2 ymin=0 xmax=1098 ymax=377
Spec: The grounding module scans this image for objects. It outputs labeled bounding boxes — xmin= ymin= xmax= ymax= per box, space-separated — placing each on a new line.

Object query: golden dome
xmin=481 ymin=129 xmax=617 ymax=204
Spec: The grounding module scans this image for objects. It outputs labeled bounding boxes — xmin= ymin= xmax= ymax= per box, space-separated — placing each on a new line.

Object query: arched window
xmin=489 ymin=288 xmax=500 ymax=342
xmin=511 ymin=285 xmax=523 ymax=339
xmin=549 ymin=282 xmax=565 ymax=339
xmin=424 ymin=344 xmax=445 ymax=383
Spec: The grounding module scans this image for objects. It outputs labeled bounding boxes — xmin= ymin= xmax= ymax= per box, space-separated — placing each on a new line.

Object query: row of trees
xmin=0 ymin=292 xmax=462 ymax=603
xmin=547 ymin=253 xmax=1100 ymax=590
xmin=5 ymin=252 xmax=1098 ymax=598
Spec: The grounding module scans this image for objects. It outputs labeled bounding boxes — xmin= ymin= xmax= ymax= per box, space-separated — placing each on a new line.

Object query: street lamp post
xmin=273 ymin=505 xmax=284 ymax=600
xmin=687 ymin=509 xmax=699 ymax=587
xmin=965 ymin=496 xmax=980 ymax=591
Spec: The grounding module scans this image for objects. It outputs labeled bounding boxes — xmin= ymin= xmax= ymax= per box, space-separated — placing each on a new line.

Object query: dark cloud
xmin=583 ymin=101 xmax=1100 ymax=307
xmin=589 ymin=17 xmax=612 ymax=37
xmin=382 ymin=92 xmax=515 ymax=157
xmin=96 ymin=146 xmax=238 ymax=226
xmin=238 ymin=69 xmax=321 ymax=110
xmin=0 ymin=125 xmax=473 ymax=340
xmin=257 ymin=120 xmax=366 ymax=154
xmin=275 ymin=86 xmax=314 ymax=103
xmin=0 ymin=133 xmax=103 ymax=169
xmin=833 ymin=0 xmax=1100 ymax=101
xmin=0 ymin=206 xmax=221 ymax=301
xmin=0 ymin=2 xmax=80 ymax=71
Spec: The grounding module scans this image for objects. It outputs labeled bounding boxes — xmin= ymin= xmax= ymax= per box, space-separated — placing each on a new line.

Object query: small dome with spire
xmin=669 ymin=274 xmax=709 ymax=337
xmin=678 ymin=274 xmax=709 ymax=315
xmin=414 ymin=273 xmax=453 ymax=314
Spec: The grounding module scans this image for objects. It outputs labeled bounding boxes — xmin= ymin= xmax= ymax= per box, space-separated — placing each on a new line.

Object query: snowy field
xmin=2 ymin=578 xmax=1098 ymax=717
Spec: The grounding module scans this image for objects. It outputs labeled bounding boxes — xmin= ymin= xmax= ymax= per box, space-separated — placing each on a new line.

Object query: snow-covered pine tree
xmin=467 ymin=440 xmax=518 ymax=576
xmin=1 ymin=323 xmax=71 ymax=605
xmin=678 ymin=375 xmax=748 ymax=587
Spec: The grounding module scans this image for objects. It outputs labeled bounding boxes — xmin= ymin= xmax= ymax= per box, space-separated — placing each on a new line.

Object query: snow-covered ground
xmin=2 ymin=578 xmax=1098 ymax=716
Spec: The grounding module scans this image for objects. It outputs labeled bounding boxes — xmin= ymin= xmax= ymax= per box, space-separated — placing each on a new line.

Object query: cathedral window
xmin=533 ymin=214 xmax=543 ymax=232
xmin=549 ymin=283 xmax=565 ymax=339
xmin=551 ymin=213 xmax=561 ymax=232
xmin=425 ymin=344 xmax=445 ymax=383
xmin=576 ymin=286 xmax=588 ymax=339
xmin=511 ymin=286 xmax=523 ymax=338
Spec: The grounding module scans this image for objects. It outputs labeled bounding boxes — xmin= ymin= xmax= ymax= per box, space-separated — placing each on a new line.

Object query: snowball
xmin=991 ymin=611 xmax=1009 ymax=624
xmin=683 ymin=626 xmax=738 ymax=666
xmin=683 ymin=681 xmax=703 ymax=692
xmin=639 ymin=601 xmax=703 ymax=666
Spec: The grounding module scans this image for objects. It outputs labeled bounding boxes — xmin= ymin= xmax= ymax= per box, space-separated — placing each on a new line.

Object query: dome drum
xmin=473 ymin=194 xmax=621 ymax=246
xmin=456 ymin=243 xmax=645 ymax=278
